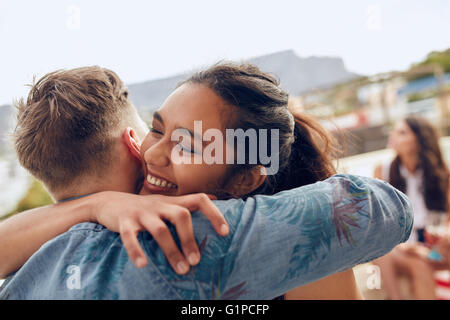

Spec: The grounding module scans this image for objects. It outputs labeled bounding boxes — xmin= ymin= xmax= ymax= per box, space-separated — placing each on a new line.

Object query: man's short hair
xmin=14 ymin=66 xmax=131 ymax=191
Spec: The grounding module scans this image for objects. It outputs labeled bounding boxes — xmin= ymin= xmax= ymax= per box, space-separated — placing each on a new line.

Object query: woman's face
xmin=139 ymin=83 xmax=233 ymax=196
xmin=387 ymin=120 xmax=418 ymax=156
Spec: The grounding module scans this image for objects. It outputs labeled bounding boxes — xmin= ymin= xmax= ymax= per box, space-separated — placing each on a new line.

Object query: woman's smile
xmin=143 ymin=169 xmax=178 ymax=194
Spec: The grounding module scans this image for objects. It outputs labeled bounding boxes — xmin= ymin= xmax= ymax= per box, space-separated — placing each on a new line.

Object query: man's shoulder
xmin=40 ymin=222 xmax=114 ymax=247
xmin=41 ymin=222 xmax=119 ymax=255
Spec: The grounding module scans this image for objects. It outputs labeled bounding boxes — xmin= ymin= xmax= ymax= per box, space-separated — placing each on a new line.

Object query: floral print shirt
xmin=0 ymin=174 xmax=413 ymax=299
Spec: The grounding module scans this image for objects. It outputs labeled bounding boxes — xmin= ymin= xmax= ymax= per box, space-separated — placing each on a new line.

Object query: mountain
xmin=127 ymin=49 xmax=359 ymax=116
xmin=247 ymin=50 xmax=359 ymax=94
xmin=0 ymin=50 xmax=359 ymax=136
xmin=127 ymin=74 xmax=187 ymax=118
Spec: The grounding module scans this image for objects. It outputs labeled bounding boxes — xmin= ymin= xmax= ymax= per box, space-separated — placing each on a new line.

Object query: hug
xmin=0 ymin=63 xmax=413 ymax=299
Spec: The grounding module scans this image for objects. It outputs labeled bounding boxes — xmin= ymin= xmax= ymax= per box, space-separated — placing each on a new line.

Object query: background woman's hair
xmin=180 ymin=62 xmax=340 ymax=198
xmin=389 ymin=115 xmax=449 ymax=212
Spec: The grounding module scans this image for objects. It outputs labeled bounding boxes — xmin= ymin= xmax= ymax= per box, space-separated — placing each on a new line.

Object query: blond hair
xmin=14 ymin=66 xmax=131 ymax=191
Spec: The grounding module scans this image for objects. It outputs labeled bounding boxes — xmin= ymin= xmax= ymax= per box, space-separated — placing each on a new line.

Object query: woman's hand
xmin=400 ymin=231 xmax=450 ymax=270
xmin=90 ymin=191 xmax=229 ymax=274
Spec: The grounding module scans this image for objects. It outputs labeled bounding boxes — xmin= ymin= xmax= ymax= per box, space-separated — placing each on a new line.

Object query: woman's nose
xmin=143 ymin=140 xmax=170 ymax=167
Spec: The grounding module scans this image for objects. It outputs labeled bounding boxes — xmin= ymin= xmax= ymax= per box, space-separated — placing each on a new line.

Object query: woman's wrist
xmin=54 ymin=192 xmax=103 ymax=225
xmin=82 ymin=192 xmax=110 ymax=224
xmin=81 ymin=191 xmax=123 ymax=225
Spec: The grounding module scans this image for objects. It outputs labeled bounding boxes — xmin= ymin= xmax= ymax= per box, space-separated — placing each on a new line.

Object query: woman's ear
xmin=122 ymin=127 xmax=142 ymax=161
xmin=227 ymin=166 xmax=267 ymax=196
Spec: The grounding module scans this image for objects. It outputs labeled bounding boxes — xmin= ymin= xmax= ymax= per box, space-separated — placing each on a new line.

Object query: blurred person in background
xmin=373 ymin=115 xmax=450 ymax=299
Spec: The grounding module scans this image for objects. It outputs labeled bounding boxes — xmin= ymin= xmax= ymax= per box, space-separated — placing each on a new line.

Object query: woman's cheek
xmin=173 ymin=151 xmax=229 ymax=194
xmin=173 ymin=164 xmax=205 ymax=194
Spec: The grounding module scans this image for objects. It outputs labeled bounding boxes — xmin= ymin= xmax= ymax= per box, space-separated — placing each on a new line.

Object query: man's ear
xmin=122 ymin=127 xmax=142 ymax=161
xmin=227 ymin=166 xmax=267 ymax=196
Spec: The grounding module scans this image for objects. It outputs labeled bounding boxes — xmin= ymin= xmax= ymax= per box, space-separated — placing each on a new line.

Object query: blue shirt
xmin=0 ymin=174 xmax=413 ymax=299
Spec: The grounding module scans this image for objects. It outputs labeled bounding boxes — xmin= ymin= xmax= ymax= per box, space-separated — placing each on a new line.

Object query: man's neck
xmin=52 ymin=176 xmax=141 ymax=202
xmin=51 ymin=159 xmax=142 ymax=201
xmin=52 ymin=180 xmax=108 ymax=202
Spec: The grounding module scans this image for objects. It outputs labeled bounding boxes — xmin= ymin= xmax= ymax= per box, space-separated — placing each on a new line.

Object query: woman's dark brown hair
xmin=389 ymin=115 xmax=449 ymax=212
xmin=180 ymin=62 xmax=339 ymax=198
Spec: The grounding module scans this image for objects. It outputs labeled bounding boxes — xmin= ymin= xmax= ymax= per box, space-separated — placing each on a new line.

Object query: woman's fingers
xmin=159 ymin=205 xmax=200 ymax=266
xmin=118 ymin=193 xmax=227 ymax=273
xmin=139 ymin=214 xmax=190 ymax=275
xmin=119 ymin=219 xmax=147 ymax=268
xmin=170 ymin=193 xmax=229 ymax=236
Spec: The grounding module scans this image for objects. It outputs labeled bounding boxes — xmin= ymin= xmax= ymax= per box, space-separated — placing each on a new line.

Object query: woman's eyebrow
xmin=153 ymin=110 xmax=206 ymax=145
xmin=152 ymin=111 xmax=164 ymax=125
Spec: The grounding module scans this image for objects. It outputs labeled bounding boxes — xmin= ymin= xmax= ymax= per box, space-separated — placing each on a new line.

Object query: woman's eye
xmin=179 ymin=143 xmax=198 ymax=154
xmin=150 ymin=127 xmax=163 ymax=135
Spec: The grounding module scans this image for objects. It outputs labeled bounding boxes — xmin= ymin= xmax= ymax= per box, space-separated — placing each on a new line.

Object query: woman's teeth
xmin=147 ymin=174 xmax=177 ymax=189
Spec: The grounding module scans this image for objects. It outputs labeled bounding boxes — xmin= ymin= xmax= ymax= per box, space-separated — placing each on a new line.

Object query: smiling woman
xmin=140 ymin=63 xmax=339 ymax=199
xmin=135 ymin=62 xmax=364 ymax=299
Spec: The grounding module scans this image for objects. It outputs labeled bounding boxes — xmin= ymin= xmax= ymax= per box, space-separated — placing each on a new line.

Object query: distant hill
xmin=247 ymin=50 xmax=359 ymax=94
xmin=127 ymin=74 xmax=187 ymax=119
xmin=0 ymin=50 xmax=359 ymax=135
xmin=408 ymin=47 xmax=450 ymax=81
xmin=127 ymin=49 xmax=359 ymax=117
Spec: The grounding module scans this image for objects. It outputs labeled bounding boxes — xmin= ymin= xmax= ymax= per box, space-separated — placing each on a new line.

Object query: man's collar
xmin=57 ymin=193 xmax=94 ymax=203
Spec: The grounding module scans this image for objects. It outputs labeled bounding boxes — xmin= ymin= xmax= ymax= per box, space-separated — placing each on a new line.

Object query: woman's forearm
xmin=0 ymin=191 xmax=230 ymax=278
xmin=0 ymin=196 xmax=95 ymax=278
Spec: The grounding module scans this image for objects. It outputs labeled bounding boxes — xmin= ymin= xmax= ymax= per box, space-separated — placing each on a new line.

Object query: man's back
xmin=0 ymin=223 xmax=193 ymax=299
xmin=0 ymin=216 xmax=235 ymax=299
xmin=0 ymin=174 xmax=414 ymax=299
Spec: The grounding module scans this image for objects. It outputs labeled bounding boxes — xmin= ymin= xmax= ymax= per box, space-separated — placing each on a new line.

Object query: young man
xmin=0 ymin=66 xmax=228 ymax=277
xmin=0 ymin=66 xmax=413 ymax=299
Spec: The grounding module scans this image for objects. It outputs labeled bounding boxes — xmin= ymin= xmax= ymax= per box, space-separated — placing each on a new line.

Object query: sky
xmin=0 ymin=0 xmax=449 ymax=105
